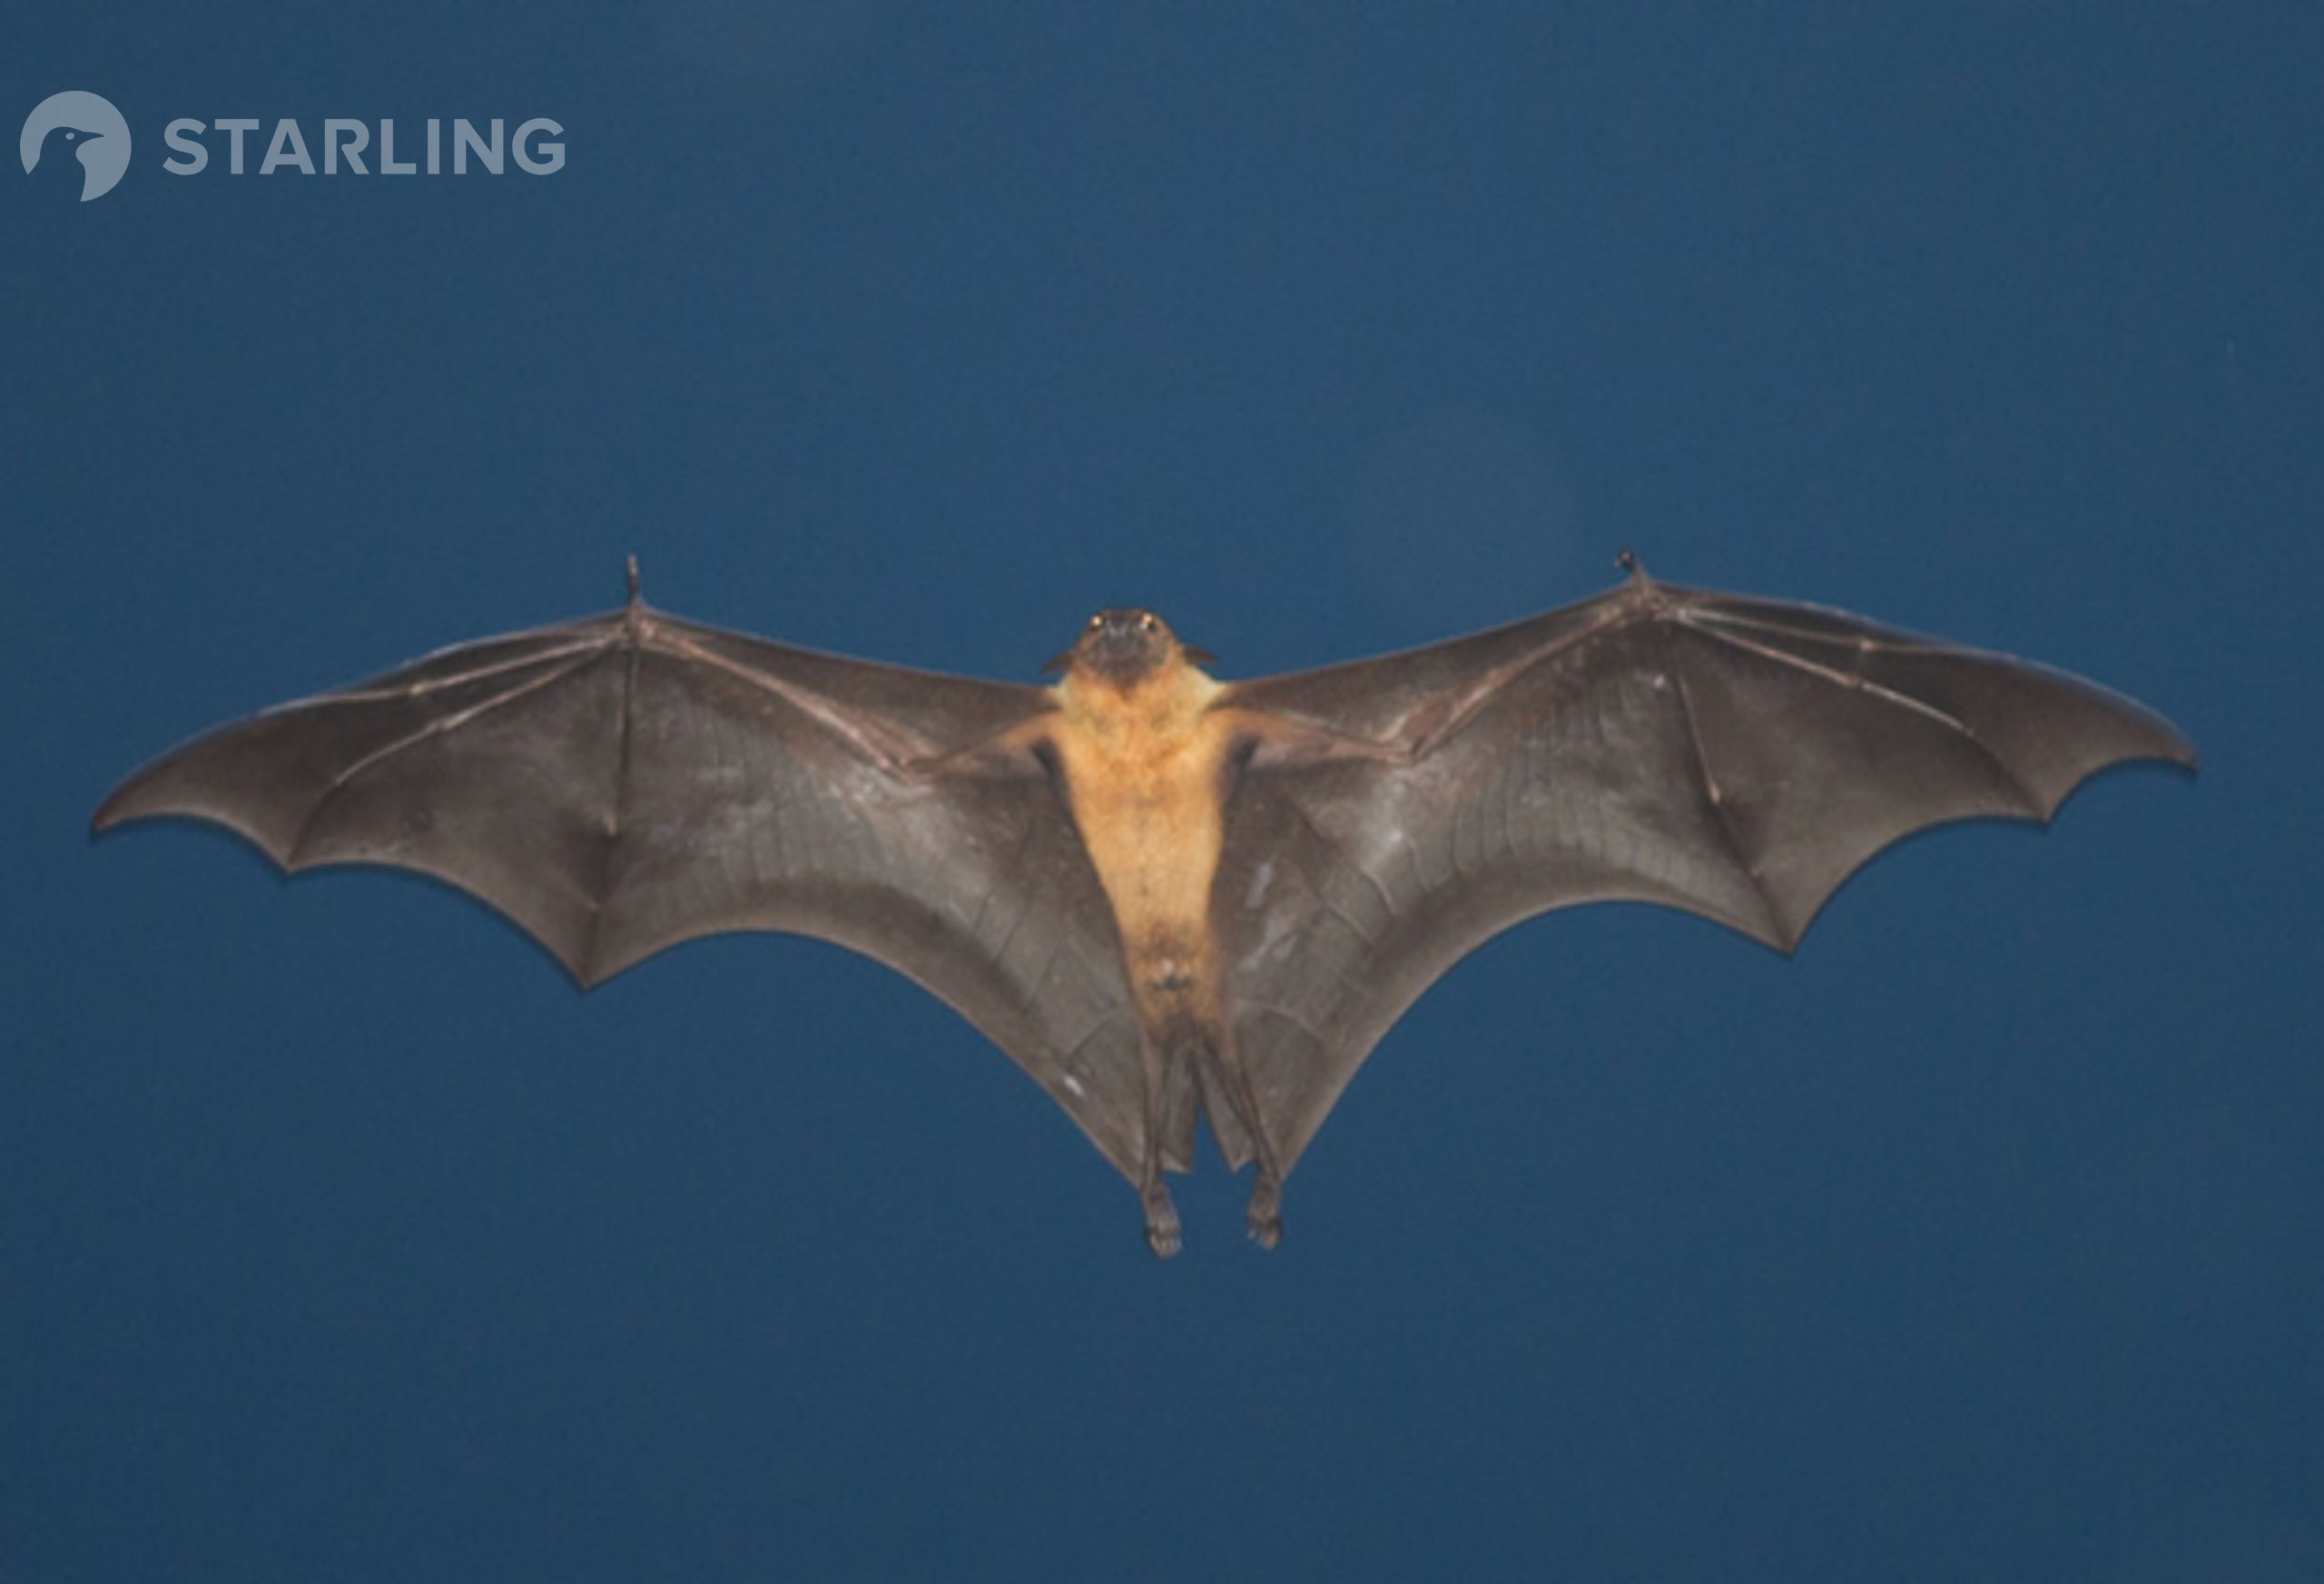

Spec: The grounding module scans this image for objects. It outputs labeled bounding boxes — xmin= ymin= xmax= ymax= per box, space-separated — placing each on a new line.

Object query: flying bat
xmin=94 ymin=555 xmax=2194 ymax=1254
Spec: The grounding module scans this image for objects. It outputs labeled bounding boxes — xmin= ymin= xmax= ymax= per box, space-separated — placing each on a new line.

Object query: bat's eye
xmin=1088 ymin=615 xmax=1103 ymax=631
xmin=1138 ymin=615 xmax=1156 ymax=631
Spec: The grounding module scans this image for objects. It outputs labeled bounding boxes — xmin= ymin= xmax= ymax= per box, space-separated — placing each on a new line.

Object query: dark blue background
xmin=7 ymin=6 xmax=2314 ymax=1579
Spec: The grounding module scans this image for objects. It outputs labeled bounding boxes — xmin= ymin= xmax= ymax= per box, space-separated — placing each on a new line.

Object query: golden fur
xmin=1046 ymin=653 xmax=1237 ymax=1019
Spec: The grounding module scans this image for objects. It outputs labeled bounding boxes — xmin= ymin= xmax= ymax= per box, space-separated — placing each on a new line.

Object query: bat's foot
xmin=1141 ymin=1184 xmax=1182 ymax=1259
xmin=1245 ymin=1178 xmax=1283 ymax=1250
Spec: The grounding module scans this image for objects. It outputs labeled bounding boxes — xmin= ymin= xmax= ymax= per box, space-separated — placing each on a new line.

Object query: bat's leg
xmin=1137 ymin=1028 xmax=1183 ymax=1258
xmin=1141 ymin=1178 xmax=1182 ymax=1259
xmin=1211 ymin=1022 xmax=1285 ymax=1249
xmin=1244 ymin=1174 xmax=1283 ymax=1251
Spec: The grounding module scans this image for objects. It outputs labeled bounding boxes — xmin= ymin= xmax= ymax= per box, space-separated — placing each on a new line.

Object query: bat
xmin=94 ymin=554 xmax=2194 ymax=1255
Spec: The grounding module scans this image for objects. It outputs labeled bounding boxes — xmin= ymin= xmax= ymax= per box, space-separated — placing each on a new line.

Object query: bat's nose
xmin=1088 ymin=609 xmax=1155 ymax=654
xmin=1072 ymin=609 xmax=1174 ymax=682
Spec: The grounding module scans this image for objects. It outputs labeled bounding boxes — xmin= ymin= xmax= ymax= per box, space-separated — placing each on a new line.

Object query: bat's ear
xmin=1181 ymin=644 xmax=1217 ymax=667
xmin=1039 ymin=648 xmax=1075 ymax=676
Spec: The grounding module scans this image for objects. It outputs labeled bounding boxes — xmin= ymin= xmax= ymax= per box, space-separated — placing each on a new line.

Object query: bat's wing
xmin=94 ymin=596 xmax=1157 ymax=1181
xmin=1213 ymin=564 xmax=2196 ymax=1175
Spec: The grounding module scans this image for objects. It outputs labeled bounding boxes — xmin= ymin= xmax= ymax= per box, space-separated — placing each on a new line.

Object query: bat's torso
xmin=1046 ymin=660 xmax=1238 ymax=1022
xmin=1033 ymin=613 xmax=1301 ymax=1240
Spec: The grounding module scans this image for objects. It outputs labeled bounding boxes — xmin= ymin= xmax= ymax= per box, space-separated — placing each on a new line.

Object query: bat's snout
xmin=1090 ymin=607 xmax=1165 ymax=649
xmin=1070 ymin=607 xmax=1177 ymax=683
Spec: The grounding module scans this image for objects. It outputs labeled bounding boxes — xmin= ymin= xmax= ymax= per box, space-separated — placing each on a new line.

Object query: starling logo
xmin=161 ymin=116 xmax=566 ymax=177
xmin=21 ymin=91 xmax=132 ymax=202
xmin=20 ymin=90 xmax=565 ymax=203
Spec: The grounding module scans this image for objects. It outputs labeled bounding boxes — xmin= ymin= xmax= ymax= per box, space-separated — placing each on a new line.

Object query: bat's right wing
xmin=1211 ymin=565 xmax=2197 ymax=1177
xmin=94 ymin=596 xmax=1155 ymax=1182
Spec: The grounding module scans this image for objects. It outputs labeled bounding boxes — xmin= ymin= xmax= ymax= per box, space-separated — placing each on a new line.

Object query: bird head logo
xmin=21 ymin=92 xmax=132 ymax=202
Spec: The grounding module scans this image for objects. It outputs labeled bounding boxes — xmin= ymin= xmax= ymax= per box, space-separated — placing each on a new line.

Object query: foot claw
xmin=1245 ymin=1178 xmax=1283 ymax=1250
xmin=1141 ymin=1185 xmax=1182 ymax=1259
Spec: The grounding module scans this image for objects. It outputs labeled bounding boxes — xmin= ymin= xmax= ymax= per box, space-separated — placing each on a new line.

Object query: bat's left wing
xmin=94 ymin=588 xmax=1161 ymax=1186
xmin=1210 ymin=561 xmax=2196 ymax=1178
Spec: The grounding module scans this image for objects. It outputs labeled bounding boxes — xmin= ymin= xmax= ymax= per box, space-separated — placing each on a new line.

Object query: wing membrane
xmin=94 ymin=603 xmax=1156 ymax=1180
xmin=1216 ymin=575 xmax=2195 ymax=1172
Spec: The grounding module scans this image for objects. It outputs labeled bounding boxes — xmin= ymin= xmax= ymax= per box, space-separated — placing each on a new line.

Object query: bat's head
xmin=1049 ymin=608 xmax=1213 ymax=686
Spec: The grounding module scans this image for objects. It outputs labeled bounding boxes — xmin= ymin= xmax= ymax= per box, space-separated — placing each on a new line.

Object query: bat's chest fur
xmin=1049 ymin=671 xmax=1236 ymax=1012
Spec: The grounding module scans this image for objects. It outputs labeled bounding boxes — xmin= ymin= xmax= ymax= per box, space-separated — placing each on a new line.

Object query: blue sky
xmin=6 ymin=5 xmax=2318 ymax=1579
